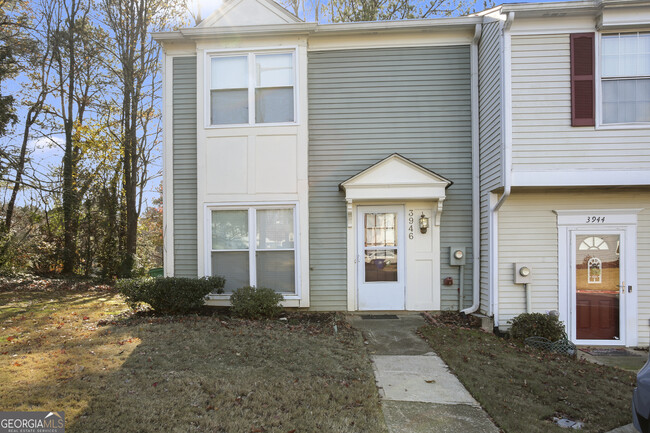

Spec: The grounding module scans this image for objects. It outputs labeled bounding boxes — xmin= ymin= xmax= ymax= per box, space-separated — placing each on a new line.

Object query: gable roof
xmin=340 ymin=154 xmax=452 ymax=202
xmin=198 ymin=0 xmax=302 ymax=28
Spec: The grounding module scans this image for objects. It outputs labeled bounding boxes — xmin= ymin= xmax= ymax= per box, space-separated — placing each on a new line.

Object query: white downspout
xmin=493 ymin=12 xmax=514 ymax=214
xmin=461 ymin=23 xmax=482 ymax=315
xmin=490 ymin=11 xmax=515 ymax=326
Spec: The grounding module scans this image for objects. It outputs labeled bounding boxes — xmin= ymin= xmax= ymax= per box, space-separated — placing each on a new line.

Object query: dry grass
xmin=420 ymin=316 xmax=636 ymax=433
xmin=0 ymin=278 xmax=387 ymax=433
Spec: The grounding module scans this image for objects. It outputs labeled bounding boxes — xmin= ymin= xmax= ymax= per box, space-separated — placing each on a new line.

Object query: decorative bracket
xmin=435 ymin=199 xmax=444 ymax=226
xmin=346 ymin=199 xmax=353 ymax=228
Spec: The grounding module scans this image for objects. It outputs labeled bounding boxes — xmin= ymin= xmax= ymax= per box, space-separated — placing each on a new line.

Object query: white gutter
xmin=490 ymin=11 xmax=515 ymax=326
xmin=151 ymin=17 xmax=484 ymax=42
xmin=461 ymin=23 xmax=483 ymax=315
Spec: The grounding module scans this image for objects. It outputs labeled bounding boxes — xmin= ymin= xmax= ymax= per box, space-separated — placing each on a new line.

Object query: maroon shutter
xmin=570 ymin=33 xmax=595 ymax=126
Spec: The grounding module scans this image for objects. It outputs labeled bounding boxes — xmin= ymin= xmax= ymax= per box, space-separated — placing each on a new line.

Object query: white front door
xmin=357 ymin=205 xmax=405 ymax=310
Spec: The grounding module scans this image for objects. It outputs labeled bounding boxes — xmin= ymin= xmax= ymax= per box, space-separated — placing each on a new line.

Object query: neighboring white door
xmin=570 ymin=230 xmax=627 ymax=345
xmin=357 ymin=205 xmax=405 ymax=310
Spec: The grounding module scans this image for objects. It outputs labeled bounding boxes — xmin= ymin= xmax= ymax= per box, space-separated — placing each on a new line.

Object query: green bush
xmin=508 ymin=312 xmax=567 ymax=341
xmin=117 ymin=276 xmax=225 ymax=314
xmin=230 ymin=286 xmax=283 ymax=319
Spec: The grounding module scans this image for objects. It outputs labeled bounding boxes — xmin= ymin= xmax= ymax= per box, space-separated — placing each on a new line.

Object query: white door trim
xmin=555 ymin=209 xmax=640 ymax=347
xmin=356 ymin=205 xmax=406 ymax=311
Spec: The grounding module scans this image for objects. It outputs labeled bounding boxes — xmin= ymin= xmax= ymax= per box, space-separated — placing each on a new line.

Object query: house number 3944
xmin=586 ymin=216 xmax=605 ymax=223
xmin=408 ymin=210 xmax=414 ymax=239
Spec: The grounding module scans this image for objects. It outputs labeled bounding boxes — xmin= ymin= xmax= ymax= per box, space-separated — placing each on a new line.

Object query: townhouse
xmin=153 ymin=0 xmax=650 ymax=346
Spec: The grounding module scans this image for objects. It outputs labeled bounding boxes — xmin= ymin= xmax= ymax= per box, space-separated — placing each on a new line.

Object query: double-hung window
xmin=210 ymin=206 xmax=297 ymax=294
xmin=209 ymin=52 xmax=295 ymax=126
xmin=601 ymin=32 xmax=650 ymax=124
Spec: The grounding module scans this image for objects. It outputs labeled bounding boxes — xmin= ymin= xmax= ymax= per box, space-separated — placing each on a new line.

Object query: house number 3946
xmin=586 ymin=216 xmax=605 ymax=223
xmin=408 ymin=210 xmax=414 ymax=240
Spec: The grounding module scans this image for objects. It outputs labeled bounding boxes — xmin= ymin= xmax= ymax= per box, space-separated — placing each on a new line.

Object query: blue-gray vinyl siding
xmin=172 ymin=56 xmax=198 ymax=277
xmin=308 ymin=46 xmax=473 ymax=311
xmin=478 ymin=20 xmax=504 ymax=315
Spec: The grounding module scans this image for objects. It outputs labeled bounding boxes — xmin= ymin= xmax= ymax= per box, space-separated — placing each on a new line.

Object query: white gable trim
xmin=340 ymin=154 xmax=452 ymax=209
xmin=198 ymin=0 xmax=301 ymax=28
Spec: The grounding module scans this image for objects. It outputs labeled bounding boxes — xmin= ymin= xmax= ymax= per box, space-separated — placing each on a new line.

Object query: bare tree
xmin=100 ymin=0 xmax=182 ymax=276
xmin=48 ymin=0 xmax=107 ymax=274
xmin=4 ymin=0 xmax=56 ymax=231
xmin=278 ymin=0 xmax=477 ymax=22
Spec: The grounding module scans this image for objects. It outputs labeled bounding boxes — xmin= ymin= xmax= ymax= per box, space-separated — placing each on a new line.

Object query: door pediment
xmin=340 ymin=154 xmax=452 ymax=202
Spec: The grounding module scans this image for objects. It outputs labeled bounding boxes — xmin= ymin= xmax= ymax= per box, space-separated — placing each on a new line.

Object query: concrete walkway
xmin=349 ymin=314 xmax=500 ymax=433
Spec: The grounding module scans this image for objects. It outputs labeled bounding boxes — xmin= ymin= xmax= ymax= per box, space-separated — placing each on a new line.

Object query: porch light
xmin=419 ymin=213 xmax=429 ymax=234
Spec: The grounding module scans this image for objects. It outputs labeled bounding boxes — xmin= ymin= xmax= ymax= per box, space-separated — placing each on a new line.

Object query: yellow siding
xmin=497 ymin=189 xmax=650 ymax=346
xmin=510 ymin=34 xmax=650 ymax=172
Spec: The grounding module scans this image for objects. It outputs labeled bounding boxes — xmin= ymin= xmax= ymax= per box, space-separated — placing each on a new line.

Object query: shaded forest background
xmin=0 ymin=0 xmax=481 ymax=278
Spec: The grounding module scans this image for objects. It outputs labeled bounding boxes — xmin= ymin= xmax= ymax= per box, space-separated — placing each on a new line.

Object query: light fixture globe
xmin=419 ymin=213 xmax=430 ymax=234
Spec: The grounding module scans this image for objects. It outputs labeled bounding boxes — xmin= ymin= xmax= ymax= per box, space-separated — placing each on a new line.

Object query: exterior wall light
xmin=419 ymin=213 xmax=429 ymax=234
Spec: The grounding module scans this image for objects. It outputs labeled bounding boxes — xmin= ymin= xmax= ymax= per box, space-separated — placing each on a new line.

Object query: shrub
xmin=508 ymin=312 xmax=567 ymax=341
xmin=117 ymin=276 xmax=225 ymax=314
xmin=230 ymin=286 xmax=283 ymax=319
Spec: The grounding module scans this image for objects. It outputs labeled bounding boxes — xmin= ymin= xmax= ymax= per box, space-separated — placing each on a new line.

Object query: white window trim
xmin=204 ymin=47 xmax=299 ymax=129
xmin=595 ymin=32 xmax=650 ymax=130
xmin=204 ymin=202 xmax=301 ymax=300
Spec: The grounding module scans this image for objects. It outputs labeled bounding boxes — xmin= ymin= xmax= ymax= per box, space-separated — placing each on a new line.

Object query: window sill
xmin=207 ymin=293 xmax=300 ymax=300
xmin=596 ymin=122 xmax=650 ymax=131
xmin=205 ymin=122 xmax=299 ymax=129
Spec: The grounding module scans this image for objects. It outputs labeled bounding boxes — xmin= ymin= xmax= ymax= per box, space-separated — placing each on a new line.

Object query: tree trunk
xmin=4 ymin=108 xmax=35 ymax=230
xmin=61 ymin=0 xmax=78 ymax=275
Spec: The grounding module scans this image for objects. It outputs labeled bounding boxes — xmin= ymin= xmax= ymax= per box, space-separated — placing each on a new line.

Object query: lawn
xmin=419 ymin=313 xmax=637 ymax=433
xmin=0 ymin=277 xmax=387 ymax=433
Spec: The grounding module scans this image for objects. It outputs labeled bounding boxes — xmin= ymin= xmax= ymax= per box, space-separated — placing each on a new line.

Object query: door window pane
xmin=365 ymin=213 xmax=397 ymax=247
xmin=256 ymin=251 xmax=295 ymax=292
xmin=256 ymin=209 xmax=294 ymax=249
xmin=212 ymin=251 xmax=249 ymax=293
xmin=212 ymin=210 xmax=248 ymax=250
xmin=255 ymin=53 xmax=293 ymax=87
xmin=365 ymin=249 xmax=398 ymax=282
xmin=575 ymin=234 xmax=620 ymax=340
xmin=255 ymin=87 xmax=294 ymax=123
xmin=211 ymin=56 xmax=248 ymax=89
xmin=211 ymin=89 xmax=248 ymax=125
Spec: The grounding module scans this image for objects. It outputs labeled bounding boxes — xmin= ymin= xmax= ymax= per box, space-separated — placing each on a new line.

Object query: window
xmin=601 ymin=32 xmax=650 ymax=124
xmin=209 ymin=52 xmax=295 ymax=126
xmin=210 ymin=206 xmax=297 ymax=294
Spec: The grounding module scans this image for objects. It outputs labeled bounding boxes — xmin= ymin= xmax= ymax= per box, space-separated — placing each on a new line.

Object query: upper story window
xmin=601 ymin=32 xmax=650 ymax=125
xmin=209 ymin=51 xmax=296 ymax=126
